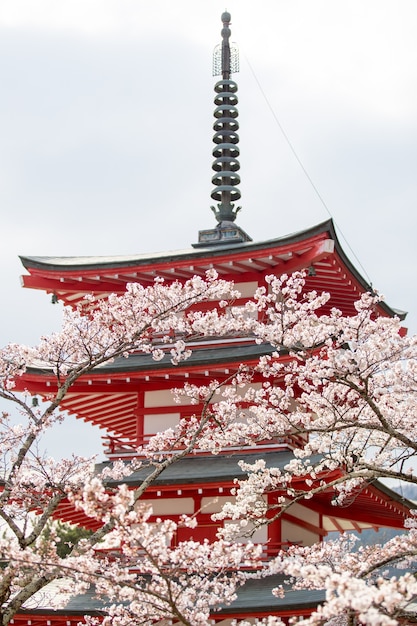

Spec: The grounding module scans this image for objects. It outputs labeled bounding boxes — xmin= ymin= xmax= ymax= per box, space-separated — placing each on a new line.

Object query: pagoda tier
xmin=17 ymin=343 xmax=283 ymax=452
xmin=19 ymin=220 xmax=405 ymax=320
xmin=49 ymin=451 xmax=412 ymax=536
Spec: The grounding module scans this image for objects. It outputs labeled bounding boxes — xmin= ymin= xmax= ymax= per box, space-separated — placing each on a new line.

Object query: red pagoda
xmin=11 ymin=12 xmax=411 ymax=626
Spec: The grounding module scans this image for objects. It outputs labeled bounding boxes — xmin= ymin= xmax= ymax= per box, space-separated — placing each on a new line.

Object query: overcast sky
xmin=1 ymin=0 xmax=416 ymax=458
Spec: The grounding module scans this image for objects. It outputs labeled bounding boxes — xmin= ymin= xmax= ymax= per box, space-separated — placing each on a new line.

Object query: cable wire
xmin=244 ymin=53 xmax=373 ymax=287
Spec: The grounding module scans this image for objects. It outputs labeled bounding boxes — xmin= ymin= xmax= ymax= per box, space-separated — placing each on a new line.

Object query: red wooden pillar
xmin=267 ymin=492 xmax=282 ymax=556
xmin=135 ymin=390 xmax=144 ymax=448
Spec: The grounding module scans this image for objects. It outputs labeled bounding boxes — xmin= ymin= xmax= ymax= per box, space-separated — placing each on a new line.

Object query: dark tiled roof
xmin=60 ymin=574 xmax=325 ymax=616
xmin=64 ymin=342 xmax=275 ymax=374
xmin=97 ymin=450 xmax=299 ymax=486
xmin=20 ymin=220 xmax=335 ymax=272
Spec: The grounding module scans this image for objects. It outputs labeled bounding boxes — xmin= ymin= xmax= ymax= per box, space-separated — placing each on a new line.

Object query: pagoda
xmin=11 ymin=12 xmax=411 ymax=626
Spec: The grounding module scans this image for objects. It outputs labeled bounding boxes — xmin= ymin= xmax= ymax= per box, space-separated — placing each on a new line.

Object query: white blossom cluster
xmin=0 ymin=271 xmax=415 ymax=625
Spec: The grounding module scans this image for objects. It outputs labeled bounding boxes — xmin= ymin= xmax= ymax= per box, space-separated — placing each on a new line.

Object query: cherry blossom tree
xmin=0 ymin=269 xmax=416 ymax=625
xmin=0 ymin=271 xmax=261 ymax=626
xmin=210 ymin=272 xmax=417 ymax=626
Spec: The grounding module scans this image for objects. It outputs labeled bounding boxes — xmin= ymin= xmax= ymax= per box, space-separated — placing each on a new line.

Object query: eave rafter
xmin=303 ymin=485 xmax=410 ymax=529
xmin=21 ymin=244 xmax=388 ymax=324
xmin=282 ymin=512 xmax=327 ymax=537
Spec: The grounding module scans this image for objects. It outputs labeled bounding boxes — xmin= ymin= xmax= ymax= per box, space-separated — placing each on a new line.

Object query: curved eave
xmin=19 ymin=219 xmax=406 ymax=320
xmin=20 ymin=220 xmax=338 ymax=272
xmin=23 ymin=341 xmax=275 ymax=378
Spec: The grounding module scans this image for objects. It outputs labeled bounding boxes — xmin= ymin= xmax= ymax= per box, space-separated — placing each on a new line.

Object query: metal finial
xmin=212 ymin=12 xmax=239 ymax=78
xmin=210 ymin=12 xmax=241 ymax=224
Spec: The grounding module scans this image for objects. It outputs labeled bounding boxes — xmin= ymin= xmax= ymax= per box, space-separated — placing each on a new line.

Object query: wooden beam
xmin=282 ymin=512 xmax=327 ymax=537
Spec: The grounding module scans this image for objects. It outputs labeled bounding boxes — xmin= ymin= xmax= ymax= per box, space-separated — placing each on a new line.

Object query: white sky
xmin=0 ymin=0 xmax=416 ymax=457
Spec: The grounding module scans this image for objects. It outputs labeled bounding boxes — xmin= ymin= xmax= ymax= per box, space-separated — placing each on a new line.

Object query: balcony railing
xmin=102 ymin=432 xmax=306 ymax=460
xmin=94 ymin=540 xmax=299 ymax=566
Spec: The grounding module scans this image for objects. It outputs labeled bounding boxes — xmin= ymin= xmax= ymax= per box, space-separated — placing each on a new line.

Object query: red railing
xmin=94 ymin=541 xmax=299 ymax=565
xmin=102 ymin=433 xmax=306 ymax=459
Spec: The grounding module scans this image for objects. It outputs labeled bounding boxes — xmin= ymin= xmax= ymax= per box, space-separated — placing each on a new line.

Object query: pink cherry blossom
xmin=0 ymin=271 xmax=415 ymax=625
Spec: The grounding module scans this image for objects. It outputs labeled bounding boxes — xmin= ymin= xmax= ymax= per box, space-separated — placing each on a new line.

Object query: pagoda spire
xmin=195 ymin=11 xmax=252 ymax=247
xmin=210 ymin=11 xmax=241 ymax=223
